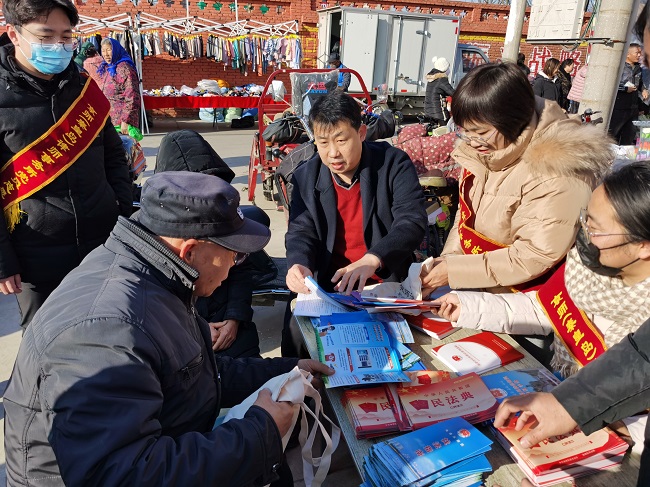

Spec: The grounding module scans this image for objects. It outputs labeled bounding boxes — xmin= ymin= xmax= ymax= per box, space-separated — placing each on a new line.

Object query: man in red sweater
xmin=285 ymin=91 xmax=427 ymax=296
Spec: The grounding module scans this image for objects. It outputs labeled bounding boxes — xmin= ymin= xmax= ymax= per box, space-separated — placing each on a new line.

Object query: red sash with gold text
xmin=536 ymin=263 xmax=606 ymax=367
xmin=457 ymin=168 xmax=558 ymax=292
xmin=0 ymin=77 xmax=110 ymax=232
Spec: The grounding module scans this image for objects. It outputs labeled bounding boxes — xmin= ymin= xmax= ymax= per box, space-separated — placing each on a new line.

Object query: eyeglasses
xmin=200 ymin=240 xmax=248 ymax=266
xmin=17 ymin=26 xmax=78 ymax=52
xmin=233 ymin=251 xmax=249 ymax=266
xmin=579 ymin=209 xmax=629 ymax=245
xmin=455 ymin=127 xmax=498 ymax=146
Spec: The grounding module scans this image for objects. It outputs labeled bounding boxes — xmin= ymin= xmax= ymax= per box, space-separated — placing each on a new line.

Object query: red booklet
xmin=342 ymin=370 xmax=455 ymax=439
xmin=342 ymin=386 xmax=403 ymax=438
xmin=495 ymin=417 xmax=629 ymax=486
xmin=432 ymin=331 xmax=524 ymax=375
xmin=397 ymin=372 xmax=498 ymax=429
xmin=406 ymin=313 xmax=458 ymax=340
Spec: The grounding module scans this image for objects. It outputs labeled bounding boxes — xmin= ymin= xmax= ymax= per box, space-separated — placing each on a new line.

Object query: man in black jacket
xmin=609 ymin=43 xmax=648 ymax=145
xmin=285 ymin=91 xmax=427 ymax=296
xmin=0 ymin=0 xmax=132 ymax=329
xmin=4 ymin=171 xmax=332 ymax=486
xmin=283 ymin=92 xmax=426 ymax=356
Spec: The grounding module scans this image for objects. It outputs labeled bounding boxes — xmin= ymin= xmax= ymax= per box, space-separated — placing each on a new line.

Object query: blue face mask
xmin=16 ymin=32 xmax=73 ymax=75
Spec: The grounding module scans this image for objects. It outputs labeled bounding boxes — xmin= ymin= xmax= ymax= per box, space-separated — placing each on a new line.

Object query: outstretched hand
xmin=332 ymin=253 xmax=381 ymax=294
xmin=421 ymin=258 xmax=449 ymax=296
xmin=434 ymin=293 xmax=461 ymax=322
xmin=298 ymin=359 xmax=334 ymax=388
xmin=286 ymin=264 xmax=313 ymax=294
xmin=493 ymin=392 xmax=578 ymax=449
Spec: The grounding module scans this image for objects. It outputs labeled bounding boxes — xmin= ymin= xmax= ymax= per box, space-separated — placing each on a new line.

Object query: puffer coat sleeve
xmin=552 ymin=319 xmax=650 ymax=435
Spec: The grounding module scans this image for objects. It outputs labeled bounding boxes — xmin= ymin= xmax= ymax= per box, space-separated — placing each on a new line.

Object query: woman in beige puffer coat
xmin=422 ymin=63 xmax=614 ymax=294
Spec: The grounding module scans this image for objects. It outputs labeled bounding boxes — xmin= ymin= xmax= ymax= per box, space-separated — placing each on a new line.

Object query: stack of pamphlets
xmin=361 ymin=417 xmax=493 ymax=487
xmin=398 ymin=373 xmax=498 ymax=428
xmin=480 ymin=368 xmax=560 ymax=403
xmin=342 ymin=385 xmax=409 ymax=439
xmin=406 ymin=312 xmax=458 ymax=340
xmin=494 ymin=417 xmax=629 ymax=486
xmin=342 ymin=371 xmax=454 ymax=439
xmin=432 ymin=331 xmax=524 ymax=375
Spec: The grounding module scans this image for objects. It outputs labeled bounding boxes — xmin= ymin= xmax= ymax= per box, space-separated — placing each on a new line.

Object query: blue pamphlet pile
xmin=361 ymin=417 xmax=493 ymax=487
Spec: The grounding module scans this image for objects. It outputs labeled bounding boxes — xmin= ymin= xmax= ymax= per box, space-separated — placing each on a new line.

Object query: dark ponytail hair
xmin=602 ymin=161 xmax=650 ymax=243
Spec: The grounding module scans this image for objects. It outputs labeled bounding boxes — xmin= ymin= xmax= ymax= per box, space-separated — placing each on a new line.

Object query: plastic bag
xmin=199 ymin=108 xmax=224 ymax=123
xmin=224 ymin=107 xmax=242 ymax=123
xmin=114 ymin=124 xmax=143 ymax=141
xmin=262 ymin=115 xmax=303 ymax=144
xmin=289 ymin=71 xmax=339 ymax=117
xmin=119 ymin=134 xmax=146 ymax=180
xmin=266 ymin=80 xmax=286 ymax=102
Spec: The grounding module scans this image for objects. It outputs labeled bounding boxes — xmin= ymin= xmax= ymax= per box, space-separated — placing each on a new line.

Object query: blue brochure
xmin=362 ymin=417 xmax=493 ymax=486
xmin=480 ymin=368 xmax=560 ymax=403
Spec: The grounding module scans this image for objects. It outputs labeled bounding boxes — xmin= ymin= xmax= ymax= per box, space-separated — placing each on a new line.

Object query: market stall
xmin=142 ymin=95 xmax=261 ymax=110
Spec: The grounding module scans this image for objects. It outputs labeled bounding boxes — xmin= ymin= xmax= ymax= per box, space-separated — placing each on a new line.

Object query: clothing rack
xmin=63 ymin=13 xmax=301 ymax=134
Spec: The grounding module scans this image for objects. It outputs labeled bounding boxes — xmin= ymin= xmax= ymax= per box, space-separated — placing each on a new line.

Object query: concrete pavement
xmin=0 ymin=118 xmax=359 ymax=486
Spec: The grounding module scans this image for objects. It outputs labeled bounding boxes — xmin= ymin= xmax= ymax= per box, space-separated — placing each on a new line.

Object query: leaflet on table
xmin=315 ymin=320 xmax=409 ymax=387
xmin=481 ymin=368 xmax=560 ymax=403
xmin=432 ymin=331 xmax=525 ymax=375
xmin=396 ymin=341 xmax=424 ymax=370
xmin=293 ymin=276 xmax=354 ymax=317
xmin=372 ymin=311 xmax=414 ymax=343
xmin=323 ymin=310 xmax=414 ymax=344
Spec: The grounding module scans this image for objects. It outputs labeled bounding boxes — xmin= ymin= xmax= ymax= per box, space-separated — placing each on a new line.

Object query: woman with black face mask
xmin=432 ymin=161 xmax=650 ymax=452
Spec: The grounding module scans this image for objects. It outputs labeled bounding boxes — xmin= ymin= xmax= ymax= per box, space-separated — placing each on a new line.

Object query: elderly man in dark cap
xmin=4 ymin=171 xmax=332 ymax=487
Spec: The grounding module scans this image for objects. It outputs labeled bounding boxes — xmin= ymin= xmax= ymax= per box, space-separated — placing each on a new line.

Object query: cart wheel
xmin=248 ymin=135 xmax=260 ymax=203
xmin=262 ymin=176 xmax=274 ymax=201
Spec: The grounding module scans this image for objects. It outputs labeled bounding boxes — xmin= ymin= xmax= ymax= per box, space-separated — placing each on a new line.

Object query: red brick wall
xmin=0 ymin=0 xmax=590 ymax=100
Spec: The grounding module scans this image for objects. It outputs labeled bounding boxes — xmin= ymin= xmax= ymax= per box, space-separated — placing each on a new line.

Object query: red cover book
xmin=398 ymin=370 xmax=455 ymax=389
xmin=432 ymin=331 xmax=524 ymax=375
xmin=406 ymin=313 xmax=458 ymax=340
xmin=397 ymin=372 xmax=498 ymax=429
xmin=495 ymin=416 xmax=629 ymax=485
xmin=341 ymin=386 xmax=401 ymax=438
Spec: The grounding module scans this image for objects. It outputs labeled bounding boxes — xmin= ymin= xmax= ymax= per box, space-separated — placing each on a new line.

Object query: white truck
xmin=316 ymin=7 xmax=490 ymax=114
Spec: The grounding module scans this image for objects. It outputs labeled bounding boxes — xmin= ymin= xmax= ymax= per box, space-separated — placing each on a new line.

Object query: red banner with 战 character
xmin=0 ymin=77 xmax=110 ymax=232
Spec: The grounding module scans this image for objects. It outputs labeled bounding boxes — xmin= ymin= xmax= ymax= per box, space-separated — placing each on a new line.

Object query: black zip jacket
xmin=0 ymin=33 xmax=132 ymax=283
xmin=4 ymin=216 xmax=298 ymax=486
xmin=287 ymin=141 xmax=427 ymax=291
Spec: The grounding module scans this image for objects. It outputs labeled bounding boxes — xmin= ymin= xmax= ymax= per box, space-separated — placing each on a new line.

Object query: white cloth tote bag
xmin=222 ymin=366 xmax=341 ymax=487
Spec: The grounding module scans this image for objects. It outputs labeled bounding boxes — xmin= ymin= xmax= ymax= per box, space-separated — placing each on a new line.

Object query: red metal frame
xmin=247 ymin=68 xmax=373 ymax=204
